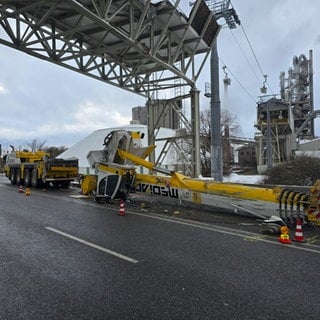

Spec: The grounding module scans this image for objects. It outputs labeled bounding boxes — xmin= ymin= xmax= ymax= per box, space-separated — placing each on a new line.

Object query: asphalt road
xmin=0 ymin=175 xmax=319 ymax=320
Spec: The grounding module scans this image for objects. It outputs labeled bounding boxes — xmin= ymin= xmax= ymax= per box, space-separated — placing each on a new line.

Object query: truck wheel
xmin=24 ymin=169 xmax=31 ymax=187
xmin=60 ymin=181 xmax=70 ymax=188
xmin=10 ymin=169 xmax=16 ymax=185
xmin=31 ymin=169 xmax=39 ymax=188
xmin=52 ymin=181 xmax=59 ymax=188
xmin=16 ymin=169 xmax=22 ymax=186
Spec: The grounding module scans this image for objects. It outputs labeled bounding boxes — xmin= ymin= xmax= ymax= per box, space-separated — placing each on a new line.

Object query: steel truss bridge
xmin=0 ymin=0 xmax=219 ymax=176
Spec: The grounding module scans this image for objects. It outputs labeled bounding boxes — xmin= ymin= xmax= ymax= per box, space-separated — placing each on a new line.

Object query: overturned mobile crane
xmin=81 ymin=130 xmax=320 ymax=225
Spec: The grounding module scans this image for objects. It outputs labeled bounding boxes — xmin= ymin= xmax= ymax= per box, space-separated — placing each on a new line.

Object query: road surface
xmin=0 ymin=175 xmax=319 ymax=319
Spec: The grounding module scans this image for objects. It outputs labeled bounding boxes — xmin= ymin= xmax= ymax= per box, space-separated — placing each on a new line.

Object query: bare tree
xmin=199 ymin=109 xmax=211 ymax=176
xmin=221 ymin=109 xmax=242 ymax=137
xmin=44 ymin=146 xmax=67 ymax=158
xmin=199 ymin=108 xmax=242 ymax=176
xmin=26 ymin=139 xmax=47 ymax=152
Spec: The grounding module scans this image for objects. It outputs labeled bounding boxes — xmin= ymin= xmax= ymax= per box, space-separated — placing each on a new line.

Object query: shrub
xmin=263 ymin=155 xmax=320 ymax=186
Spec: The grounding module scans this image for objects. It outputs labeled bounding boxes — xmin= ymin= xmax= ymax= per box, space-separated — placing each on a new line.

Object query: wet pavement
xmin=1 ymin=174 xmax=319 ymax=246
xmin=91 ymin=191 xmax=320 ymax=246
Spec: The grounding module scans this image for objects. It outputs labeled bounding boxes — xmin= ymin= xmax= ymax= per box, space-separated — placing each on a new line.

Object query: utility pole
xmin=205 ymin=0 xmax=240 ymax=181
xmin=223 ymin=66 xmax=232 ymax=171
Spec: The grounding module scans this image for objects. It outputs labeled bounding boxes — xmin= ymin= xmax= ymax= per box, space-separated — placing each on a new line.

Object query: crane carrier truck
xmin=4 ymin=149 xmax=78 ymax=188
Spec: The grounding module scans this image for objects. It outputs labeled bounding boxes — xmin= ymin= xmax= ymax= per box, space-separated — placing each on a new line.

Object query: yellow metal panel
xmin=192 ymin=192 xmax=202 ymax=204
xmin=81 ymin=175 xmax=97 ymax=195
xmin=130 ymin=132 xmax=141 ymax=139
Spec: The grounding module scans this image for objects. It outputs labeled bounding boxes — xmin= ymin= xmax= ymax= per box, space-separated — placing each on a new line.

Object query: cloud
xmin=0 ymin=83 xmax=7 ymax=94
xmin=0 ymin=46 xmax=145 ymax=149
xmin=67 ymin=100 xmax=132 ymax=132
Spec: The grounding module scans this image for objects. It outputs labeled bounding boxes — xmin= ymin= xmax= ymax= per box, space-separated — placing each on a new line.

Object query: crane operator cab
xmin=85 ymin=130 xmax=153 ymax=202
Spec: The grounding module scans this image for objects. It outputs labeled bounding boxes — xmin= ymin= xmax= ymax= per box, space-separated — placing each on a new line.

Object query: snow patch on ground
xmin=223 ymin=173 xmax=265 ymax=184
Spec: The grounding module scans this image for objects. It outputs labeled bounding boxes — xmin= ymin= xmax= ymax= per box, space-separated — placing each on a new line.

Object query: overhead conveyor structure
xmin=0 ymin=0 xmax=220 ymax=177
xmin=0 ymin=0 xmax=219 ymax=95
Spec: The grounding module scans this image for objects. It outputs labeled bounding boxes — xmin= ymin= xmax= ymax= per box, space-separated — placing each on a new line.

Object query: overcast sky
xmin=1 ymin=0 xmax=320 ymax=152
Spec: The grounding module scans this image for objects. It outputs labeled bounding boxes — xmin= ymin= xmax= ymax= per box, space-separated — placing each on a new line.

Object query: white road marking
xmin=46 ymin=226 xmax=139 ymax=264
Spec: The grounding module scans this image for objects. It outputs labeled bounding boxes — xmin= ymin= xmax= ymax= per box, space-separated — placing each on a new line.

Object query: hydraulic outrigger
xmin=81 ymin=130 xmax=320 ymax=226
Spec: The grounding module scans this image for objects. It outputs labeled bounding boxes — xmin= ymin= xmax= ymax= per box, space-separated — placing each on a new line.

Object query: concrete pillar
xmin=190 ymin=87 xmax=201 ymax=178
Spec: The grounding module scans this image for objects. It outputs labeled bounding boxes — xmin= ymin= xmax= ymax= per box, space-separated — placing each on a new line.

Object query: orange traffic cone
xmin=278 ymin=225 xmax=292 ymax=244
xmin=293 ymin=218 xmax=306 ymax=243
xmin=118 ymin=199 xmax=126 ymax=216
xmin=25 ymin=188 xmax=31 ymax=196
xmin=18 ymin=185 xmax=24 ymax=193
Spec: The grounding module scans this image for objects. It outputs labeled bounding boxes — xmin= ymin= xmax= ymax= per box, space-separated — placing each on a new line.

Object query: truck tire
xmin=16 ymin=169 xmax=22 ymax=186
xmin=60 ymin=180 xmax=70 ymax=188
xmin=31 ymin=169 xmax=39 ymax=188
xmin=52 ymin=181 xmax=60 ymax=188
xmin=10 ymin=169 xmax=16 ymax=185
xmin=52 ymin=180 xmax=70 ymax=188
xmin=24 ymin=169 xmax=31 ymax=187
